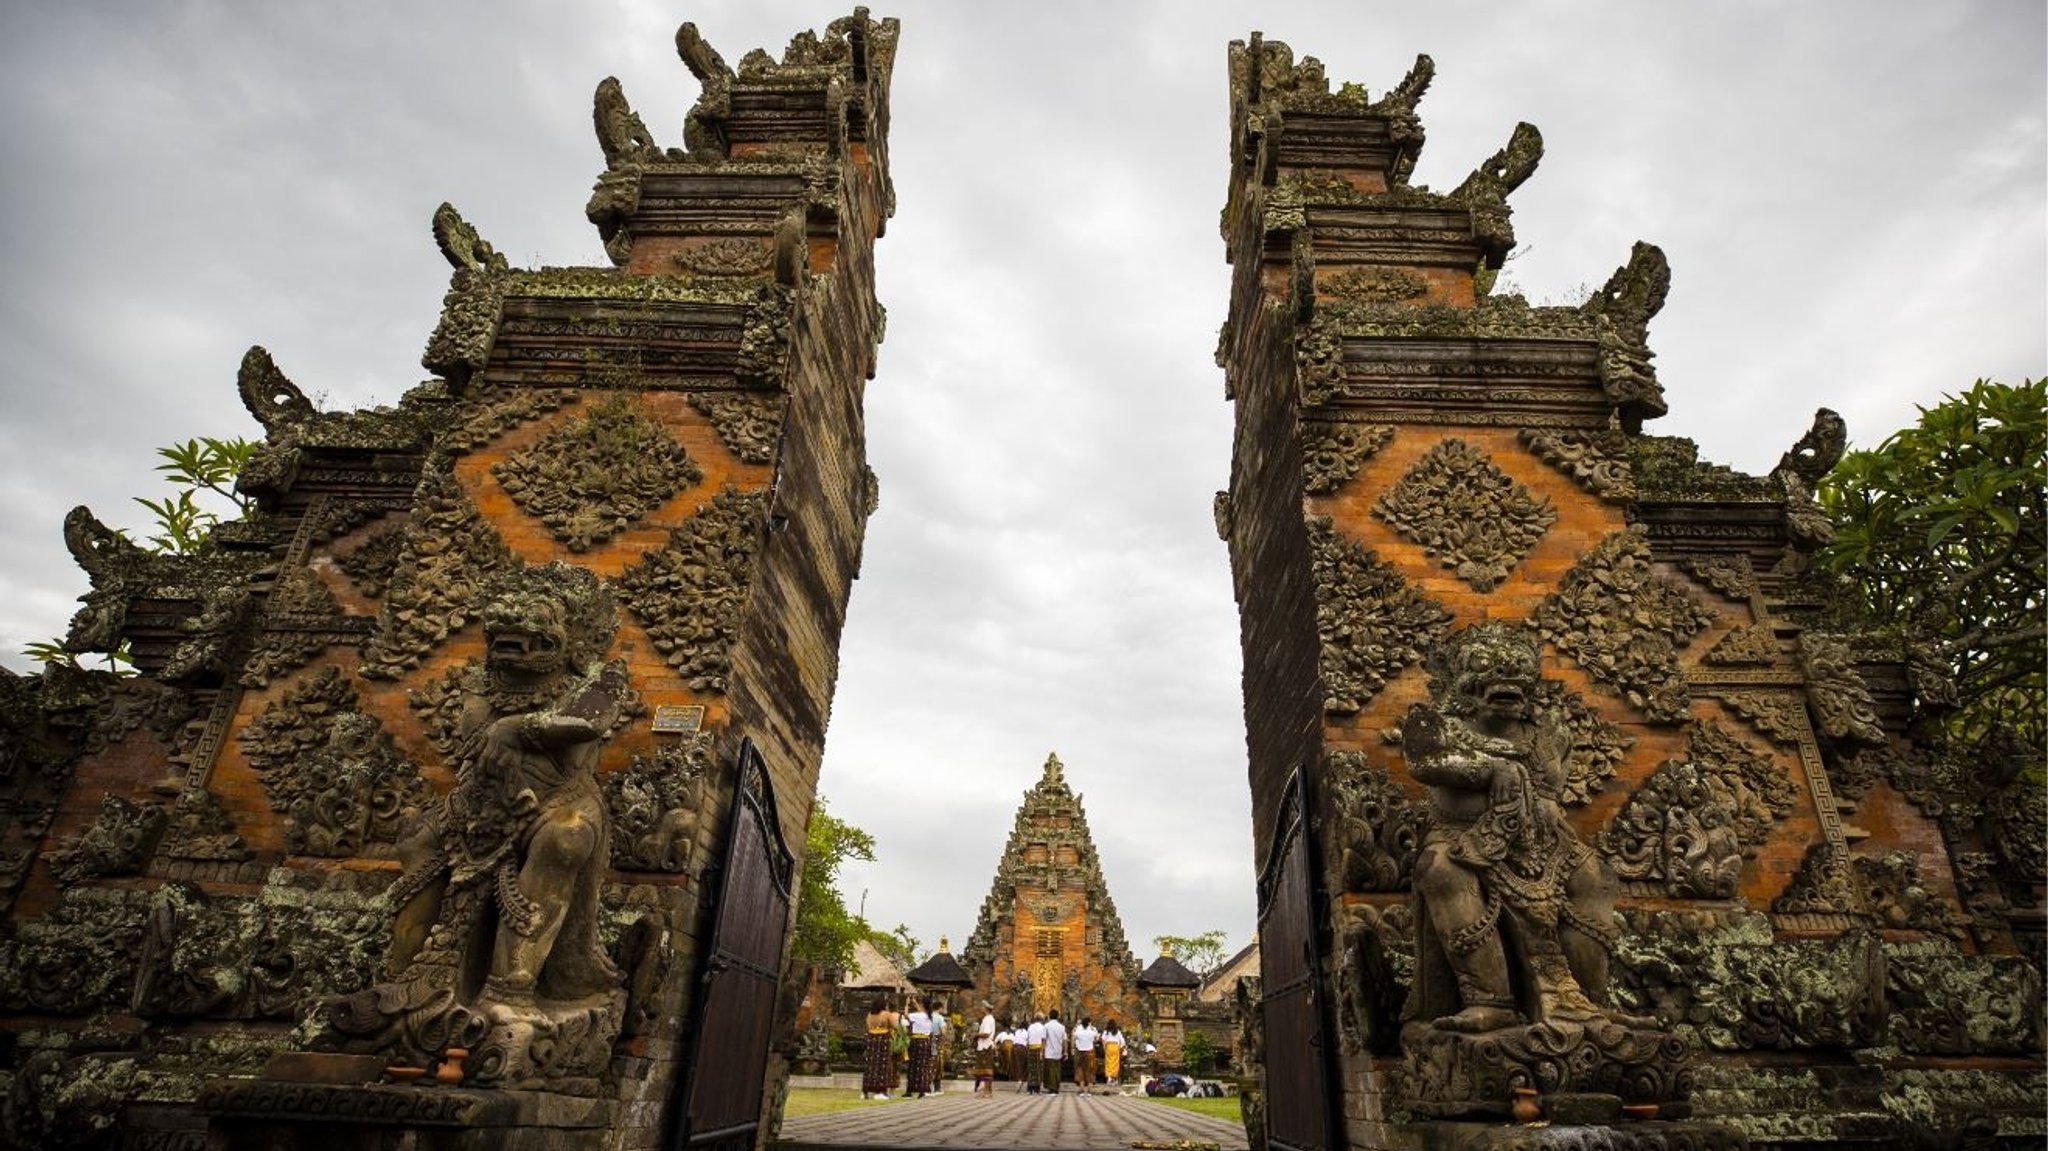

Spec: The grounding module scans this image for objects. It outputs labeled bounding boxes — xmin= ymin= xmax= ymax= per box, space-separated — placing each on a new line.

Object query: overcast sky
xmin=1 ymin=2 xmax=2040 ymax=964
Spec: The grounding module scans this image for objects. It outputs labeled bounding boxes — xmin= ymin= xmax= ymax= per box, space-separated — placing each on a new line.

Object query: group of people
xmin=974 ymin=1009 xmax=1126 ymax=1096
xmin=862 ymin=995 xmax=1131 ymax=1100
xmin=861 ymin=994 xmax=956 ymax=1099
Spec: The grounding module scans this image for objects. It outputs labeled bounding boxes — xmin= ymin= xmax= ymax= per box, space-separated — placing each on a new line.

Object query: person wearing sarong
xmin=998 ymin=1022 xmax=1017 ymax=1085
xmin=973 ymin=1001 xmax=998 ymax=1096
xmin=1023 ymin=1015 xmax=1046 ymax=1093
xmin=905 ymin=998 xmax=937 ymax=1097
xmin=1071 ymin=1016 xmax=1098 ymax=1091
xmin=1101 ymin=1020 xmax=1124 ymax=1084
xmin=862 ymin=996 xmax=897 ymax=1098
xmin=1041 ymin=1010 xmax=1068 ymax=1095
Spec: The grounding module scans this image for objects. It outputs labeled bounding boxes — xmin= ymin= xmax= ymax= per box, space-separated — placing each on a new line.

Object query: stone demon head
xmin=1426 ymin=623 xmax=1543 ymax=722
xmin=480 ymin=562 xmax=617 ymax=678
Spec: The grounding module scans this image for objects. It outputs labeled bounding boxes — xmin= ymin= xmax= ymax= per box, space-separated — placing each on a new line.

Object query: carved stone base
xmin=1387 ymin=1120 xmax=1746 ymax=1151
xmin=1399 ymin=1018 xmax=1693 ymax=1119
xmin=468 ymin=988 xmax=627 ymax=1092
xmin=200 ymin=1080 xmax=615 ymax=1151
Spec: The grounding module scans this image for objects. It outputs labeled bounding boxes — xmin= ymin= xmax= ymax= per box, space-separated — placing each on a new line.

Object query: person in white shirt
xmin=974 ymin=1002 xmax=998 ymax=1097
xmin=1041 ymin=1010 xmax=1069 ymax=1095
xmin=1070 ymin=1017 xmax=1099 ymax=1092
xmin=905 ymin=999 xmax=936 ymax=1097
xmin=1024 ymin=1016 xmax=1048 ymax=1093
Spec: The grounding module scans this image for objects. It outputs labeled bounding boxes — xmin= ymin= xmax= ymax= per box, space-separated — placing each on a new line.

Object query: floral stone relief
xmin=1529 ymin=527 xmax=1715 ymax=723
xmin=1370 ymin=438 xmax=1557 ymax=592
xmin=1305 ymin=517 xmax=1453 ymax=715
xmin=494 ymin=394 xmax=705 ymax=553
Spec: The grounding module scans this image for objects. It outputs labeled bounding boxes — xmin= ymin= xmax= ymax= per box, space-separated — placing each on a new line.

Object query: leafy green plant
xmin=135 ymin=437 xmax=259 ymax=553
xmin=1818 ymin=378 xmax=2044 ymax=756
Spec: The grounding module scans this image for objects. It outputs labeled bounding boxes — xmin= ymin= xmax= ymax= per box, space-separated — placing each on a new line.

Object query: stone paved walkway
xmin=775 ymin=1088 xmax=1251 ymax=1151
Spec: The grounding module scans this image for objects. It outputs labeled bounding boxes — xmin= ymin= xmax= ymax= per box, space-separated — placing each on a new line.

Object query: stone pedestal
xmin=1398 ymin=1018 xmax=1693 ymax=1119
xmin=1385 ymin=1120 xmax=1746 ymax=1151
xmin=200 ymin=1080 xmax=615 ymax=1151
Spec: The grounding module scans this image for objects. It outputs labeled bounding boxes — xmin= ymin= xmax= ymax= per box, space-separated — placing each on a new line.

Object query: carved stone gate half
xmin=673 ymin=740 xmax=795 ymax=1151
xmin=1256 ymin=767 xmax=1340 ymax=1151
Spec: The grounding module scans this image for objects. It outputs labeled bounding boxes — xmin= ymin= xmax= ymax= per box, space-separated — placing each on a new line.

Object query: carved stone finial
xmin=1455 ymin=121 xmax=1543 ymax=200
xmin=675 ymin=22 xmax=734 ymax=159
xmin=1773 ymin=407 xmax=1848 ymax=487
xmin=237 ymin=346 xmax=316 ymax=433
xmin=593 ymin=76 xmax=662 ymax=168
xmin=1043 ymin=753 xmax=1064 ymax=785
xmin=431 ymin=202 xmax=509 ymax=275
xmin=1583 ymin=241 xmax=1672 ymax=337
xmin=62 ymin=505 xmax=143 ymax=578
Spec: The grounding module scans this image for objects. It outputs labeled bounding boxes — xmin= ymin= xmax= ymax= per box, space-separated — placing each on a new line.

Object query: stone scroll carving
xmin=1600 ymin=721 xmax=1794 ymax=899
xmin=603 ymin=736 xmax=711 ymax=873
xmin=494 ymin=394 xmax=704 ymax=552
xmin=1530 ymin=527 xmax=1714 ymax=723
xmin=1519 ymin=428 xmax=1635 ymax=503
xmin=1393 ymin=624 xmax=1688 ymax=1117
xmin=1372 ymin=439 xmax=1557 ymax=593
xmin=1299 ymin=420 xmax=1394 ymax=495
xmin=1306 ymin=517 xmax=1452 ymax=715
xmin=315 ymin=564 xmax=633 ymax=1091
xmin=616 ymin=486 xmax=769 ymax=693
xmin=358 ymin=469 xmax=513 ymax=680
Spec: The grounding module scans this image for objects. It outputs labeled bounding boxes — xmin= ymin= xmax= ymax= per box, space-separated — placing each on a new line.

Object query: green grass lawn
xmin=780 ymin=1088 xmax=893 ymax=1118
xmin=1136 ymin=1094 xmax=1243 ymax=1122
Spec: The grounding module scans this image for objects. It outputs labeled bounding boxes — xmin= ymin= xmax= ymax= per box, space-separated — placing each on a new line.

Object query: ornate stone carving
xmin=1307 ymin=517 xmax=1453 ymax=713
xmin=47 ymin=795 xmax=167 ymax=884
xmin=423 ymin=263 xmax=509 ymax=385
xmin=239 ymin=666 xmax=359 ymax=777
xmin=1611 ymin=913 xmax=1886 ymax=1052
xmin=1391 ymin=625 xmax=1682 ymax=1117
xmin=1211 ymin=491 xmax=1233 ymax=541
xmin=675 ymin=22 xmax=735 ymax=160
xmin=592 ymin=76 xmax=664 ymax=167
xmin=359 ymin=469 xmax=512 ymax=680
xmin=1325 ymin=750 xmax=1428 ymax=892
xmin=1547 ymin=687 xmax=1632 ymax=806
xmin=1530 ymin=528 xmax=1714 ymax=723
xmin=431 ymin=201 xmax=510 ymax=276
xmin=1299 ymin=420 xmax=1394 ymax=495
xmin=494 ymin=394 xmax=704 ymax=552
xmin=1324 ymin=266 xmax=1427 ymax=303
xmin=1601 ymin=722 xmax=1793 ymax=898
xmin=1702 ymin=624 xmax=1777 ymax=666
xmin=0 ymin=887 xmax=149 ymax=1014
xmin=603 ymin=736 xmax=712 ymax=872
xmin=131 ymin=874 xmax=388 ymax=1022
xmin=334 ymin=522 xmax=405 ymax=599
xmin=737 ymin=288 xmax=796 ymax=388
xmin=280 ymin=712 xmax=428 ymax=857
xmin=1718 ymin=690 xmax=1805 ymax=745
xmin=442 ymin=389 xmax=579 ymax=455
xmin=1579 ymin=242 xmax=1670 ymax=423
xmin=690 ymin=392 xmax=786 ymax=465
xmin=1295 ymin=309 xmax=1344 ymax=407
xmin=673 ymin=238 xmax=773 ymax=278
xmin=1772 ymin=408 xmax=1847 ymax=488
xmin=1884 ymin=941 xmax=2043 ymax=1055
xmin=1518 ymin=428 xmax=1635 ymax=502
xmin=1679 ymin=556 xmax=1758 ymax=602
xmin=240 ymin=568 xmax=351 ymax=689
xmin=1797 ymin=633 xmax=1885 ymax=747
xmin=1770 ymin=843 xmax=1861 ymax=917
xmin=1372 ymin=439 xmax=1556 ymax=592
xmin=1339 ymin=902 xmax=1416 ymax=1055
xmin=318 ymin=564 xmax=632 ymax=1090
xmin=158 ymin=786 xmax=251 ymax=862
xmin=616 ymin=486 xmax=769 ymax=692
xmin=1853 ymin=850 xmax=1967 ymax=940
xmin=1448 ymin=122 xmax=1542 ymax=261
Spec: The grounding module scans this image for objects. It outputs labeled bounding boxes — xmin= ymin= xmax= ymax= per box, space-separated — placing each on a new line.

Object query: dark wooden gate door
xmin=673 ymin=738 xmax=795 ymax=1151
xmin=1256 ymin=766 xmax=1339 ymax=1151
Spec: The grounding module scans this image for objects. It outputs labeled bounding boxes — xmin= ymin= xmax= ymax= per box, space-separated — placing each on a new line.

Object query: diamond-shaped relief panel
xmin=494 ymin=395 xmax=705 ymax=552
xmin=1306 ymin=517 xmax=1453 ymax=715
xmin=1371 ymin=438 xmax=1557 ymax=592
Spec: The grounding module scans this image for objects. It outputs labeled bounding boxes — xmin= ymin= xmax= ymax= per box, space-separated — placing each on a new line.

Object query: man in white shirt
xmin=1070 ymin=1016 xmax=1099 ymax=1093
xmin=974 ymin=1002 xmax=998 ymax=1097
xmin=1041 ymin=1010 xmax=1069 ymax=1096
xmin=1024 ymin=1016 xmax=1047 ymax=1093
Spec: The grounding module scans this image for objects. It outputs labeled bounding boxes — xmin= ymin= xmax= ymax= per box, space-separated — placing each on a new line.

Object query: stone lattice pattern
xmin=1530 ymin=527 xmax=1715 ymax=722
xmin=494 ymin=394 xmax=705 ymax=552
xmin=1371 ymin=438 xmax=1556 ymax=592
xmin=614 ymin=487 xmax=767 ymax=692
xmin=1306 ymin=517 xmax=1453 ymax=714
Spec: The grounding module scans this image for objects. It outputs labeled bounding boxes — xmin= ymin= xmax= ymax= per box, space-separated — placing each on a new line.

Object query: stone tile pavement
xmin=774 ymin=1087 xmax=1251 ymax=1151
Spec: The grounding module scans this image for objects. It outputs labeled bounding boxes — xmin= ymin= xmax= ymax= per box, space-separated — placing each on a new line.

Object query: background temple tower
xmin=959 ymin=753 xmax=1142 ymax=1027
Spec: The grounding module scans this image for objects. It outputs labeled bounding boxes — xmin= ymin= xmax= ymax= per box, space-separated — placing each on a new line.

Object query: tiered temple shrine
xmin=958 ymin=754 xmax=1144 ymax=1027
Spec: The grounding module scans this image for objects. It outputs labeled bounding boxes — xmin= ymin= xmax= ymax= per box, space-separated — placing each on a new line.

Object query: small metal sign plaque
xmin=651 ymin=704 xmax=705 ymax=734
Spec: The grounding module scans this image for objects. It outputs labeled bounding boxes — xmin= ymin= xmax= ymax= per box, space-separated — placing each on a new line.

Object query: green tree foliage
xmin=1818 ymin=378 xmax=2044 ymax=753
xmin=865 ymin=922 xmax=928 ymax=973
xmin=137 ymin=437 xmax=260 ymax=553
xmin=789 ymin=797 xmax=878 ymax=973
xmin=1181 ymin=1030 xmax=1217 ymax=1074
xmin=1154 ymin=930 xmax=1229 ymax=977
